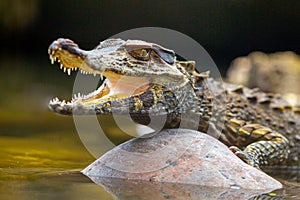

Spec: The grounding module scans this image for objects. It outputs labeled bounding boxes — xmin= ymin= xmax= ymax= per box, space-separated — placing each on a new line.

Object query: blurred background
xmin=1 ymin=0 xmax=300 ymax=113
xmin=2 ymin=1 xmax=300 ymax=60
xmin=0 ymin=0 xmax=300 ymax=199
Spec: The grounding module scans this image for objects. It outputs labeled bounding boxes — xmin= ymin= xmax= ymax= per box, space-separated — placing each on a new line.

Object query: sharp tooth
xmin=58 ymin=59 xmax=60 ymax=63
xmin=67 ymin=68 xmax=71 ymax=76
xmin=60 ymin=64 xmax=63 ymax=69
xmin=50 ymin=56 xmax=54 ymax=64
xmin=63 ymin=67 xmax=66 ymax=73
xmin=100 ymin=73 xmax=103 ymax=80
xmin=93 ymin=72 xmax=96 ymax=77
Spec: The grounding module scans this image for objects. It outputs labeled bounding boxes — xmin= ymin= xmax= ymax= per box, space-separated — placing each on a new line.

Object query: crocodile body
xmin=48 ymin=38 xmax=300 ymax=168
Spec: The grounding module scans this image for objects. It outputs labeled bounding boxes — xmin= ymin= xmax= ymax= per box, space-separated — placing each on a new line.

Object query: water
xmin=0 ymin=113 xmax=113 ymax=200
xmin=0 ymin=57 xmax=299 ymax=200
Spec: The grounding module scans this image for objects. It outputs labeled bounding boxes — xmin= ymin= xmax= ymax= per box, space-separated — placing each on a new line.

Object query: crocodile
xmin=48 ymin=38 xmax=300 ymax=168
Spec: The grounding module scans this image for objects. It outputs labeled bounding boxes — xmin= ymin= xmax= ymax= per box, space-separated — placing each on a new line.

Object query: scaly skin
xmin=48 ymin=38 xmax=300 ymax=168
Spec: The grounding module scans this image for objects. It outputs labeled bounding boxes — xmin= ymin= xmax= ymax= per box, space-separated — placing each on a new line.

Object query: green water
xmin=0 ymin=57 xmax=299 ymax=200
xmin=0 ymin=112 xmax=113 ymax=200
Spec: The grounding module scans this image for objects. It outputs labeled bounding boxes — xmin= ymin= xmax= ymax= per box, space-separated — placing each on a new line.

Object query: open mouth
xmin=48 ymin=39 xmax=151 ymax=114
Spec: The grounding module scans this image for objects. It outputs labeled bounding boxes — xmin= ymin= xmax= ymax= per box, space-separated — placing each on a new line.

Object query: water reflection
xmin=89 ymin=177 xmax=290 ymax=200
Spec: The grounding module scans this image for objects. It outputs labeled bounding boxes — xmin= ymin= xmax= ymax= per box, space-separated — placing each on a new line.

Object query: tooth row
xmin=50 ymin=97 xmax=60 ymax=103
xmin=79 ymin=70 xmax=104 ymax=80
xmin=71 ymin=82 xmax=105 ymax=101
xmin=58 ymin=62 xmax=78 ymax=76
xmin=49 ymin=53 xmax=78 ymax=76
xmin=49 ymin=97 xmax=72 ymax=105
xmin=49 ymin=54 xmax=57 ymax=64
xmin=61 ymin=66 xmax=78 ymax=76
xmin=73 ymin=92 xmax=82 ymax=100
xmin=72 ymin=92 xmax=89 ymax=101
xmin=79 ymin=69 xmax=96 ymax=76
xmin=49 ymin=48 xmax=59 ymax=64
xmin=49 ymin=52 xmax=102 ymax=79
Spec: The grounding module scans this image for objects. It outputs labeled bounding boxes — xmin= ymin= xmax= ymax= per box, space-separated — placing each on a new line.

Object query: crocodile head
xmin=48 ymin=38 xmax=197 ymax=121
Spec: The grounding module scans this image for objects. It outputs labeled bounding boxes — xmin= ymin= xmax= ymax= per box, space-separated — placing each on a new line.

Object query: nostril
xmin=49 ymin=38 xmax=74 ymax=49
xmin=57 ymin=38 xmax=78 ymax=47
xmin=48 ymin=40 xmax=62 ymax=54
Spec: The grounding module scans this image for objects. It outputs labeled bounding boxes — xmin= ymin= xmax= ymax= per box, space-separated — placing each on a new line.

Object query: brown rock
xmin=82 ymin=129 xmax=282 ymax=191
xmin=227 ymin=51 xmax=300 ymax=105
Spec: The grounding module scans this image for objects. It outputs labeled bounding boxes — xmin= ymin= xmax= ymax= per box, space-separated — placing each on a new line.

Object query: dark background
xmin=1 ymin=1 xmax=300 ymax=198
xmin=1 ymin=0 xmax=300 ymax=72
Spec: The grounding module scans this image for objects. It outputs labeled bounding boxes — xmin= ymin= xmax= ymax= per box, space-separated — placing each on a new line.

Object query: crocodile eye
xmin=128 ymin=48 xmax=151 ymax=61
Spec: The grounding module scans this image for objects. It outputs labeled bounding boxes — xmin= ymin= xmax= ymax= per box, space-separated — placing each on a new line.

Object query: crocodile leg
xmin=226 ymin=119 xmax=290 ymax=168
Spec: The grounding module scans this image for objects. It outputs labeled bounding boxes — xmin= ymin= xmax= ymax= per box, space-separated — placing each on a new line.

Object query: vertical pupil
xmin=139 ymin=49 xmax=147 ymax=57
xmin=142 ymin=49 xmax=147 ymax=56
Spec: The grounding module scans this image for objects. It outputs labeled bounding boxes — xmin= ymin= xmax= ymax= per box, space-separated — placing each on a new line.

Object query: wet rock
xmin=82 ymin=129 xmax=282 ymax=190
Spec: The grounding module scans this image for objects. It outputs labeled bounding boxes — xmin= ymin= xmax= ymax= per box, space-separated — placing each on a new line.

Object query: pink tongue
xmin=106 ymin=76 xmax=150 ymax=96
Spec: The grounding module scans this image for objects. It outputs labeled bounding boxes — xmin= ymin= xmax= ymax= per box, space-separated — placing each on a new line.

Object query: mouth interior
xmin=76 ymin=72 xmax=151 ymax=106
xmin=49 ymin=49 xmax=151 ymax=107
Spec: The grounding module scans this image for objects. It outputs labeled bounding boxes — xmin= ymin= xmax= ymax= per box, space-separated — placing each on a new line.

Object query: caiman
xmin=47 ymin=38 xmax=300 ymax=168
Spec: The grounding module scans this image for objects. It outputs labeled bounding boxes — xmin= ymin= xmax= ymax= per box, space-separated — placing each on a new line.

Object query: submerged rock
xmin=91 ymin=177 xmax=281 ymax=200
xmin=82 ymin=129 xmax=282 ymax=190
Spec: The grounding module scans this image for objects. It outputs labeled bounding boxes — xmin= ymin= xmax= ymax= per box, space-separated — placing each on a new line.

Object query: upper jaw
xmin=48 ymin=38 xmax=105 ymax=114
xmin=48 ymin=38 xmax=104 ymax=77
